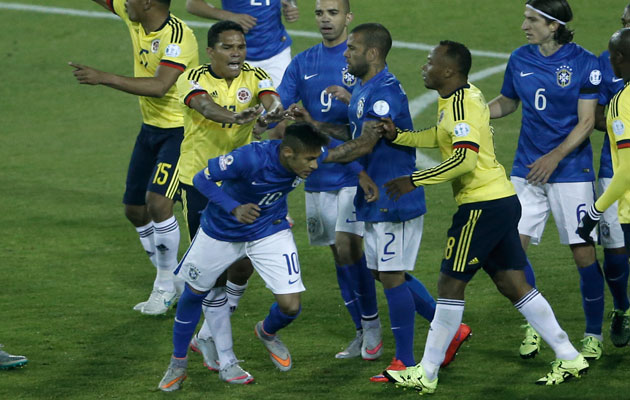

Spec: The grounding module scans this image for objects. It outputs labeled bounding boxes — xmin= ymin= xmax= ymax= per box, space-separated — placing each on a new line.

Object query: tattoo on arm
xmin=326 ymin=128 xmax=380 ymax=163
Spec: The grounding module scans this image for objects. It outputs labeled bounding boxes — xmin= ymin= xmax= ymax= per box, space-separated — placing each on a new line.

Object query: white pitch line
xmin=0 ymin=2 xmax=510 ymax=59
xmin=2 ymin=1 xmax=509 ymax=168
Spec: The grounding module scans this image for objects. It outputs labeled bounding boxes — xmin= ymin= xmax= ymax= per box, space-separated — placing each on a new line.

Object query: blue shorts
xmin=440 ymin=195 xmax=527 ymax=282
xmin=180 ymin=182 xmax=209 ymax=240
xmin=123 ymin=123 xmax=183 ymax=205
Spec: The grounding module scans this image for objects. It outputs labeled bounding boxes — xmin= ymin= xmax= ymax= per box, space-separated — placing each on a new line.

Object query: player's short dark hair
xmin=439 ymin=40 xmax=472 ymax=77
xmin=282 ymin=123 xmax=329 ymax=153
xmin=342 ymin=0 xmax=351 ymax=13
xmin=207 ymin=20 xmax=245 ymax=48
xmin=350 ymin=23 xmax=392 ymax=59
xmin=526 ymin=0 xmax=574 ymax=44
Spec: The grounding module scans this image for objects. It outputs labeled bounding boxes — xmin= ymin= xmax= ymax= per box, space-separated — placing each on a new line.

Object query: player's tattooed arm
xmin=284 ymin=104 xmax=351 ymax=140
xmin=324 ymin=120 xmax=382 ymax=163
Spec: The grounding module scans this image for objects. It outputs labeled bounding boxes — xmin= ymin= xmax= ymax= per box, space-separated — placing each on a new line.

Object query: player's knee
xmin=276 ymin=294 xmax=301 ymax=316
xmin=146 ymin=196 xmax=174 ymax=222
xmin=334 ymin=233 xmax=363 ymax=265
xmin=124 ymin=204 xmax=150 ymax=226
xmin=570 ymin=243 xmax=597 ymax=267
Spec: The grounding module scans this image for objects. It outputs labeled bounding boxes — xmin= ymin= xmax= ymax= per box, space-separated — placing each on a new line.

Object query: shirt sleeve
xmin=598 ymin=53 xmax=613 ymax=106
xmin=159 ymin=24 xmax=198 ymax=72
xmin=392 ymin=126 xmax=438 ymax=148
xmin=176 ymin=71 xmax=207 ymax=107
xmin=249 ymin=65 xmax=277 ymax=99
xmin=276 ymin=58 xmax=300 ymax=109
xmin=578 ymin=53 xmax=601 ymax=100
xmin=365 ymin=85 xmax=401 ymax=121
xmin=500 ymin=55 xmax=518 ymax=100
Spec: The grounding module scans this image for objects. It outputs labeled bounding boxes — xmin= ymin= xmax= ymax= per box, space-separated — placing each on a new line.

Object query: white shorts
xmin=511 ymin=177 xmax=597 ymax=245
xmin=305 ymin=186 xmax=365 ymax=246
xmin=176 ymin=229 xmax=305 ymax=295
xmin=363 ymin=215 xmax=424 ymax=272
xmin=246 ymin=46 xmax=291 ymax=88
xmin=598 ymin=177 xmax=625 ymax=249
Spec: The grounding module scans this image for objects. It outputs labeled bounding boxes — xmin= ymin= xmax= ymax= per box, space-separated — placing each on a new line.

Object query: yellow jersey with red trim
xmin=107 ymin=0 xmax=199 ymax=128
xmin=176 ymin=63 xmax=277 ymax=185
xmin=604 ymin=82 xmax=630 ymax=223
xmin=394 ymin=84 xmax=514 ymax=205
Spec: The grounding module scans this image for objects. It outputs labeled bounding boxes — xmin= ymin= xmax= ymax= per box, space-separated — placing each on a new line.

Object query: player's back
xmin=200 ymin=141 xmax=304 ymax=241
xmin=222 ymin=0 xmax=290 ymax=61
xmin=503 ymin=42 xmax=600 ymax=183
xmin=606 ymin=84 xmax=630 ymax=223
xmin=348 ymin=67 xmax=426 ymax=222
xmin=598 ymin=50 xmax=625 ymax=180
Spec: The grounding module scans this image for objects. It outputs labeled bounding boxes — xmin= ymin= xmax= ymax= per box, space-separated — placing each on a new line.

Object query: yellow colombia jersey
xmin=176 ymin=63 xmax=277 ymax=185
xmin=394 ymin=84 xmax=515 ymax=205
xmin=107 ymin=0 xmax=199 ymax=128
xmin=606 ymin=82 xmax=630 ymax=223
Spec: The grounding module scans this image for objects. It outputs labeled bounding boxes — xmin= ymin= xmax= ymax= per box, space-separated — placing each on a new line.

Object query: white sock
xmin=153 ymin=216 xmax=180 ymax=292
xmin=420 ymin=299 xmax=464 ymax=381
xmin=197 ymin=319 xmax=213 ymax=341
xmin=202 ymin=287 xmax=237 ymax=367
xmin=515 ymin=289 xmax=579 ymax=360
xmin=226 ymin=280 xmax=248 ymax=314
xmin=135 ymin=222 xmax=157 ymax=268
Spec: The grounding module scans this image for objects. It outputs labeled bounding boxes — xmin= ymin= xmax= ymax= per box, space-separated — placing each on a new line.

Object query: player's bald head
xmin=610 ymin=28 xmax=630 ymax=57
xmin=350 ymin=23 xmax=392 ymax=60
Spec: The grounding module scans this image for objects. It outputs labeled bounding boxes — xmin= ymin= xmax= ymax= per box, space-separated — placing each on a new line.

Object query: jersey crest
xmin=151 ymin=39 xmax=160 ymax=53
xmin=556 ymin=65 xmax=572 ymax=87
xmin=237 ymin=87 xmax=253 ymax=103
xmin=342 ymin=65 xmax=356 ymax=87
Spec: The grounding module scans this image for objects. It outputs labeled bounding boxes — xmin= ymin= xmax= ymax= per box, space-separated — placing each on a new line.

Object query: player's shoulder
xmin=164 ymin=14 xmax=195 ymax=43
xmin=184 ymin=63 xmax=211 ymax=81
xmin=599 ymin=49 xmax=610 ymax=61
xmin=242 ymin=62 xmax=273 ymax=80
xmin=295 ymin=43 xmax=323 ymax=60
xmin=510 ymin=44 xmax=534 ymax=59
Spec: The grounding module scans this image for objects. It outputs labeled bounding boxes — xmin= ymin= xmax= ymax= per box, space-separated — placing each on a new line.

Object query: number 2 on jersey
xmin=251 ymin=0 xmax=271 ymax=5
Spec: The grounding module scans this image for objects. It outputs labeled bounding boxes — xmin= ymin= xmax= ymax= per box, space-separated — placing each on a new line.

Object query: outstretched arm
xmin=488 ymin=94 xmax=520 ymax=119
xmin=284 ymin=104 xmax=351 ymax=141
xmin=188 ymin=92 xmax=261 ymax=125
xmin=68 ymin=62 xmax=183 ymax=98
xmin=324 ymin=120 xmax=382 ymax=163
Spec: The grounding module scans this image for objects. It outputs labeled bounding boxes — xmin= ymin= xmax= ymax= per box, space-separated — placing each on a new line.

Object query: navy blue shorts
xmin=180 ymin=182 xmax=209 ymax=241
xmin=123 ymin=124 xmax=183 ymax=205
xmin=440 ymin=195 xmax=528 ymax=282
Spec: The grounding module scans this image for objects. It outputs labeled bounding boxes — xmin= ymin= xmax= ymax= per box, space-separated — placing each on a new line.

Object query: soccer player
xmin=158 ymin=122 xmax=377 ymax=391
xmin=382 ymin=40 xmax=588 ymax=394
xmin=577 ymin=27 xmax=630 ymax=348
xmin=175 ymin=20 xmax=284 ymax=378
xmin=291 ymin=22 xmax=470 ymax=381
xmin=275 ymin=0 xmax=383 ymax=360
xmin=0 ymin=345 xmax=27 ymax=370
xmin=586 ymin=4 xmax=630 ymax=348
xmin=69 ymin=0 xmax=199 ymax=315
xmin=487 ymin=0 xmax=605 ymax=360
xmin=185 ymin=0 xmax=298 ymax=88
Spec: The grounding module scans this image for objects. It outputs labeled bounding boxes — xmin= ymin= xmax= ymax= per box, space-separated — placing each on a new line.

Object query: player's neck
xmin=323 ymin=34 xmax=348 ymax=48
xmin=437 ymin=79 xmax=468 ymax=98
xmin=141 ymin=10 xmax=170 ymax=34
xmin=360 ymin=63 xmax=385 ymax=83
xmin=537 ymin=40 xmax=562 ymax=57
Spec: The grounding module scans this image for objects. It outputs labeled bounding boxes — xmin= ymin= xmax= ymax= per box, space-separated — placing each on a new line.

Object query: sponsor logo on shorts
xmin=380 ymin=256 xmax=395 ymax=262
xmin=288 ymin=278 xmax=300 ymax=285
xmin=467 ymin=257 xmax=479 ymax=265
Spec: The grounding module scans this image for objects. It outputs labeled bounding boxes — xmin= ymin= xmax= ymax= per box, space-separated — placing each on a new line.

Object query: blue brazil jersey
xmin=277 ymin=40 xmax=358 ymax=192
xmin=501 ymin=43 xmax=601 ymax=182
xmin=222 ymin=0 xmax=290 ymax=61
xmin=198 ymin=140 xmax=326 ymax=242
xmin=348 ymin=67 xmax=426 ymax=222
xmin=598 ymin=50 xmax=624 ymax=179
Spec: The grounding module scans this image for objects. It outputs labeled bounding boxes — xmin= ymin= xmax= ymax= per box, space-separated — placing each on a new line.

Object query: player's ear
xmin=206 ymin=46 xmax=214 ymax=59
xmin=366 ymin=47 xmax=378 ymax=63
xmin=281 ymin=145 xmax=295 ymax=160
xmin=345 ymin=12 xmax=354 ymax=26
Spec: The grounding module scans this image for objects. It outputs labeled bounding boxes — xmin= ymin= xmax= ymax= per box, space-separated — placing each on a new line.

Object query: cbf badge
xmin=556 ymin=64 xmax=572 ymax=87
xmin=357 ymin=98 xmax=365 ymax=118
xmin=342 ymin=65 xmax=356 ymax=87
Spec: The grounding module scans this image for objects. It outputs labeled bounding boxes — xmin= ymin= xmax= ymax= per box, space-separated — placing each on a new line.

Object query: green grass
xmin=1 ymin=0 xmax=630 ymax=398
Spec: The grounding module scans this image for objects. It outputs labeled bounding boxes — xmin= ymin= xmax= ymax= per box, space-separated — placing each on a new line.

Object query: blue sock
xmin=384 ymin=283 xmax=416 ymax=366
xmin=262 ymin=302 xmax=301 ymax=335
xmin=336 ymin=264 xmax=362 ymax=330
xmin=347 ymin=255 xmax=379 ymax=318
xmin=523 ymin=257 xmax=537 ymax=289
xmin=603 ymin=251 xmax=630 ymax=311
xmin=173 ymin=285 xmax=206 ymax=358
xmin=404 ymin=273 xmax=436 ymax=321
xmin=577 ymin=261 xmax=605 ymax=335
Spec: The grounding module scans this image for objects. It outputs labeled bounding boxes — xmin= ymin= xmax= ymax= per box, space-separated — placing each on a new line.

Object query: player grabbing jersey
xmin=488 ymin=0 xmax=605 ymax=360
xmin=382 ymin=41 xmax=588 ymax=394
xmin=69 ymin=0 xmax=199 ymax=315
xmin=578 ymin=27 xmax=630 ymax=348
xmin=276 ymin=0 xmax=383 ymax=361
